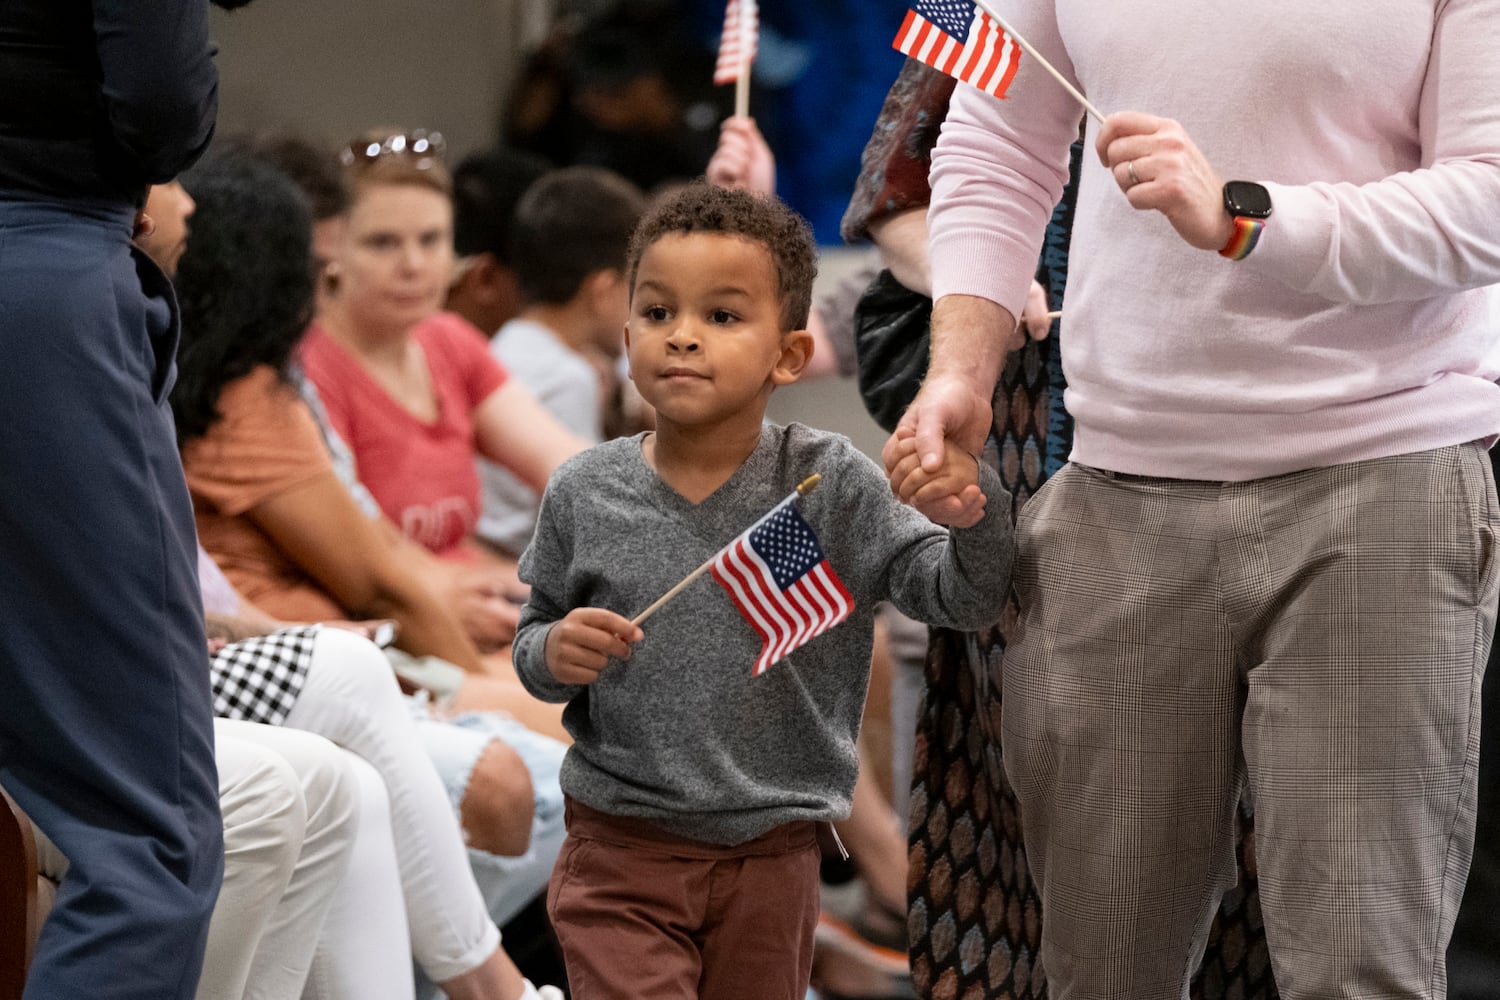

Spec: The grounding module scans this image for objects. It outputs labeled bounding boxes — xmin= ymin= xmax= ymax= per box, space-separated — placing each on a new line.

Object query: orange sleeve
xmin=181 ymin=367 xmax=334 ymax=517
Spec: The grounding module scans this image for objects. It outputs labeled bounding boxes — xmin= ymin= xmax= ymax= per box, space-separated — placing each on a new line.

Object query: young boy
xmin=511 ymin=183 xmax=1012 ymax=1000
xmin=476 ymin=166 xmax=648 ymax=557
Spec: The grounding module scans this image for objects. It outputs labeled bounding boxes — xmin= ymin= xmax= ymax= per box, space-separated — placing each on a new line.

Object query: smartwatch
xmin=1219 ymin=181 xmax=1272 ymax=261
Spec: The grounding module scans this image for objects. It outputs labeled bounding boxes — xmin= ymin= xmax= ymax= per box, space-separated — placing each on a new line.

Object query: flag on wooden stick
xmin=893 ymin=0 xmax=1022 ymax=98
xmin=713 ymin=0 xmax=759 ymax=86
xmin=710 ymin=487 xmax=853 ymax=676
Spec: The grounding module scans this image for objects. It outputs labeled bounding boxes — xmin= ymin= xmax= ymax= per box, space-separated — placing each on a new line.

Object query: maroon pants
xmin=547 ymin=798 xmax=821 ymax=1000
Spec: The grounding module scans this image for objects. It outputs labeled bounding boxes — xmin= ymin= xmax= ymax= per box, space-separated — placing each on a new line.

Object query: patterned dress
xmin=843 ymin=59 xmax=1277 ymax=1000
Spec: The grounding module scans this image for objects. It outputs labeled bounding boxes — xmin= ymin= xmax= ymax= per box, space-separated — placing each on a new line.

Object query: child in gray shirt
xmin=512 ymin=183 xmax=1012 ymax=1000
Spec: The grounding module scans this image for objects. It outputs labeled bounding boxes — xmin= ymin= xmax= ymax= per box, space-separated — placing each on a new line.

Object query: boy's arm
xmin=512 ymin=485 xmax=587 ymax=704
xmin=833 ymin=440 xmax=1013 ymax=631
xmin=511 ymin=466 xmax=642 ymax=698
xmin=512 ymin=596 xmax=580 ymax=704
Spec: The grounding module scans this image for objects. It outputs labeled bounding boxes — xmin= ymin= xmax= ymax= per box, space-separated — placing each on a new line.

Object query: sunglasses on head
xmin=339 ymin=129 xmax=446 ymax=170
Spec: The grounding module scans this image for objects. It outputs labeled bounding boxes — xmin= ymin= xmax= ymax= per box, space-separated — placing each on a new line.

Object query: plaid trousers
xmin=1001 ymin=443 xmax=1497 ymax=1000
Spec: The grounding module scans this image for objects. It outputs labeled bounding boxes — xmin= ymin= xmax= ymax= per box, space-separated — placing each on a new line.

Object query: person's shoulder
xmin=495 ymin=318 xmax=591 ymax=375
xmin=218 ymin=365 xmax=303 ymax=416
xmin=549 ymin=433 xmax=645 ymax=492
xmin=185 ymin=365 xmax=326 ymax=472
xmin=775 ymin=422 xmax=879 ymax=479
xmin=416 ymin=311 xmax=493 ymax=356
xmin=494 ymin=317 xmax=557 ymax=351
xmin=297 ymin=320 xmax=350 ymax=375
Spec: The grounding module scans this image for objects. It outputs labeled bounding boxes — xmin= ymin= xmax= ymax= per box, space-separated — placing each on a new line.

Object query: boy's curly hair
xmin=626 ymin=183 xmax=818 ymax=331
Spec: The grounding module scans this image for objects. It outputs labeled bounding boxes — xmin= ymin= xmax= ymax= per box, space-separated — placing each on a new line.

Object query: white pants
xmin=302 ymin=754 xmax=415 ymax=1000
xmin=34 ymin=718 xmax=360 ymax=1000
xmin=210 ymin=721 xmax=360 ymax=1000
xmin=282 ymin=628 xmax=501 ymax=984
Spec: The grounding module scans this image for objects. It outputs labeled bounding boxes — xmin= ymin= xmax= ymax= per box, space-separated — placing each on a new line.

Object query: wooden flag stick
xmin=631 ymin=474 xmax=821 ymax=627
xmin=970 ymin=0 xmax=1104 ymax=123
xmin=735 ymin=62 xmax=751 ymax=119
xmin=733 ymin=39 xmax=752 ymax=118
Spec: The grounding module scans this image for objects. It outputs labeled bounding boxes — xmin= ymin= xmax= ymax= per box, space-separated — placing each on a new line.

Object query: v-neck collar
xmin=625 ymin=423 xmax=778 ymax=517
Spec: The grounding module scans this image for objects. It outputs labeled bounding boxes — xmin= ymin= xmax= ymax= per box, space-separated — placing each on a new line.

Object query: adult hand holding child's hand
xmin=884 ymin=426 xmax=986 ymax=528
xmin=545 ymin=607 xmax=643 ymax=686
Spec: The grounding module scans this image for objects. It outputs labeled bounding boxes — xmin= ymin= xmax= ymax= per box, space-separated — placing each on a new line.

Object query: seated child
xmin=477 ymin=165 xmax=647 ymax=557
xmin=511 ymin=183 xmax=1013 ymax=1000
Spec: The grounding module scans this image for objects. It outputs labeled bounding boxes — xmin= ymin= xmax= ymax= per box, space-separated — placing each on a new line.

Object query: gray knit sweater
xmin=513 ymin=422 xmax=1012 ymax=845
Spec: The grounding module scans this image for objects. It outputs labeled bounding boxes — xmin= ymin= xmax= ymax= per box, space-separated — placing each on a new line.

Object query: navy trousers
xmin=0 ymin=198 xmax=222 ymax=999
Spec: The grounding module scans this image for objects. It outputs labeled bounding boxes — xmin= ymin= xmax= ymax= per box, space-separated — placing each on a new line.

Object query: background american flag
xmin=711 ymin=495 xmax=853 ymax=675
xmin=713 ymin=0 xmax=760 ymax=86
xmin=893 ymin=0 xmax=1022 ymax=98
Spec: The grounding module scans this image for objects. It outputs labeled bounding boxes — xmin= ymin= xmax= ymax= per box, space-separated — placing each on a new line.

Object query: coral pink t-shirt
xmin=300 ymin=312 xmax=507 ymax=559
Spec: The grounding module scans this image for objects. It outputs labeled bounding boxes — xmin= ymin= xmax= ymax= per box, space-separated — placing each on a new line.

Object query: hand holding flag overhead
xmin=715 ymin=0 xmax=759 ymax=118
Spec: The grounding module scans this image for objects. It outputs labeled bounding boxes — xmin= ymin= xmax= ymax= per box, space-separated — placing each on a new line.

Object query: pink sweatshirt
xmin=929 ymin=0 xmax=1500 ymax=480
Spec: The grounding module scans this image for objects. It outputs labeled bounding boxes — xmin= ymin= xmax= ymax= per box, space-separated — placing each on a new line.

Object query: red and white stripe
xmin=713 ymin=0 xmax=760 ymax=86
xmin=711 ymin=538 xmax=853 ymax=676
xmin=893 ymin=8 xmax=1021 ymax=98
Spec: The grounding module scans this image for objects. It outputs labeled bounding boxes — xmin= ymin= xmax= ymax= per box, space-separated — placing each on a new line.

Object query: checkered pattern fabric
xmin=209 ymin=625 xmax=318 ymax=726
xmin=1001 ymin=444 xmax=1497 ymax=998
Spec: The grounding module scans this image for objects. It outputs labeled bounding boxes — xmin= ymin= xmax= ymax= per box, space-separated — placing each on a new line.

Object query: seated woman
xmin=300 ymin=129 xmax=585 ymax=572
xmin=167 ymin=155 xmax=567 ymax=996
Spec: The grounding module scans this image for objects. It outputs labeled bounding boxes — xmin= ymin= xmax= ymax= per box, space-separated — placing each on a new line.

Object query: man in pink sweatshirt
xmin=886 ymin=3 xmax=1500 ymax=998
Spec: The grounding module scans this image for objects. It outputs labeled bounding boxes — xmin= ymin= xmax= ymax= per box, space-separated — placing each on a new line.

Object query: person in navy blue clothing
xmin=0 ymin=3 xmax=225 ymax=997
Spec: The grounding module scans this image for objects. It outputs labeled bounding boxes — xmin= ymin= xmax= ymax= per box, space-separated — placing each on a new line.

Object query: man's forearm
xmin=927 ymin=293 xmax=1015 ymax=396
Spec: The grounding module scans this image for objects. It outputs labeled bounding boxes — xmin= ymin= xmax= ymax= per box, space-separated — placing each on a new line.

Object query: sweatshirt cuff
xmin=512 ymin=622 xmax=579 ymax=704
xmin=1238 ymin=182 xmax=1333 ymax=295
xmin=928 ymin=228 xmax=1038 ymax=322
xmin=953 ymin=463 xmax=1014 ymax=549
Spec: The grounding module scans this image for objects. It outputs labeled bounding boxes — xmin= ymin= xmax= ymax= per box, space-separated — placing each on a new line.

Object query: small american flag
xmin=893 ymin=0 xmax=1022 ymax=98
xmin=710 ymin=490 xmax=853 ymax=675
xmin=713 ymin=0 xmax=759 ymax=86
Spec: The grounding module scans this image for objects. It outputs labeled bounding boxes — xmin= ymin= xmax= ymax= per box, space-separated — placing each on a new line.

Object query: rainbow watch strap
xmin=1219 ymin=216 xmax=1264 ymax=261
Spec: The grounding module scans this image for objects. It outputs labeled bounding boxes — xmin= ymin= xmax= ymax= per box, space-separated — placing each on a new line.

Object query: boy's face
xmin=625 ymin=232 xmax=810 ymax=434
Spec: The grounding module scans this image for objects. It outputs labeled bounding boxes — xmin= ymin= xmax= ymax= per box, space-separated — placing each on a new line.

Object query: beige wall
xmin=208 ymin=0 xmax=549 ymax=159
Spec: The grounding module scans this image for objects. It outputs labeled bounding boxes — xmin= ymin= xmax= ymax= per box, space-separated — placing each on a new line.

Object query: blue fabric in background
xmin=686 ymin=0 xmax=909 ymax=243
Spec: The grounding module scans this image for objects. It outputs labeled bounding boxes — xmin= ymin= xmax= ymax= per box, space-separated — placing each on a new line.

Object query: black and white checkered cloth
xmin=209 ymin=625 xmax=318 ymax=726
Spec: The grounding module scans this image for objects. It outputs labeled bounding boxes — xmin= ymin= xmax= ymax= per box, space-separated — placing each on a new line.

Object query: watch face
xmin=1224 ymin=181 xmax=1273 ymax=219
